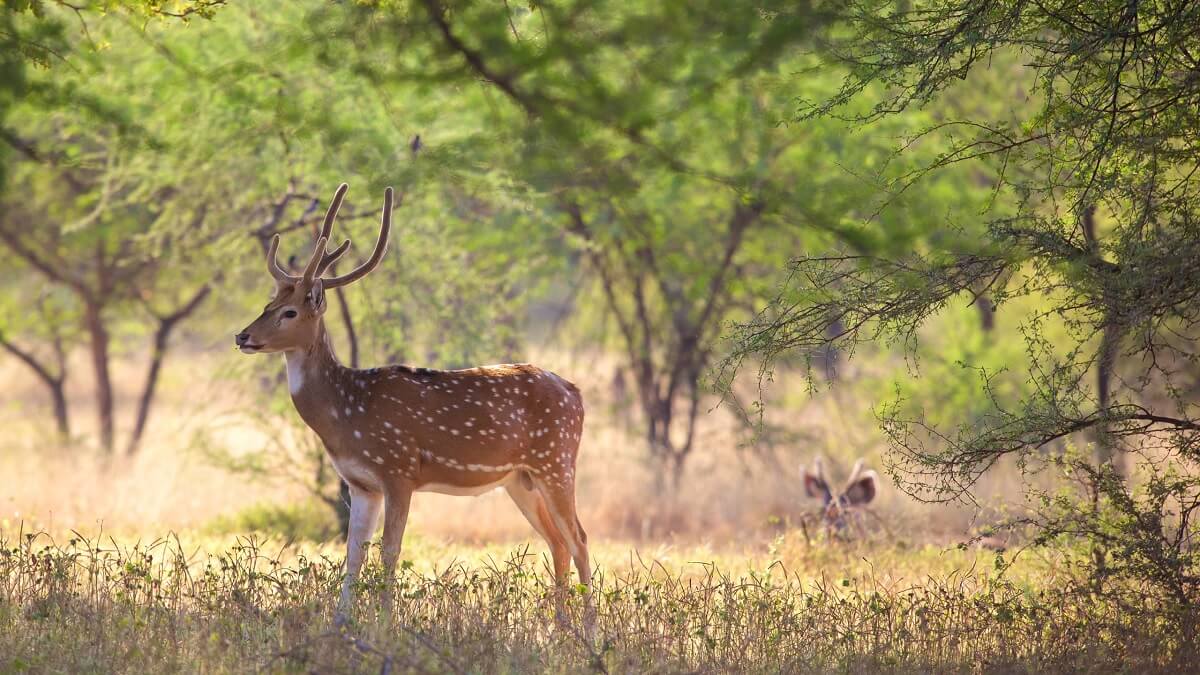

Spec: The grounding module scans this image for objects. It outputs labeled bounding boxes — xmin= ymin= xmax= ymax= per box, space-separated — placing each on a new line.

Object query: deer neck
xmin=282 ymin=320 xmax=346 ymax=432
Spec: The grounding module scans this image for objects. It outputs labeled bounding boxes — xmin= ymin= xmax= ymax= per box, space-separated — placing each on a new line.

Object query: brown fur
xmin=235 ymin=184 xmax=591 ymax=620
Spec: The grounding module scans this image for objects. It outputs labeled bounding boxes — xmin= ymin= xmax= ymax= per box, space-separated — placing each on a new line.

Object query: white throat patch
xmin=286 ymin=355 xmax=305 ymax=394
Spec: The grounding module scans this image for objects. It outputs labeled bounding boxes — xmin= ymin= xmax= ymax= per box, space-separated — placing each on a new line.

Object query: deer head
xmin=803 ymin=456 xmax=878 ymax=532
xmin=236 ymin=184 xmax=392 ymax=354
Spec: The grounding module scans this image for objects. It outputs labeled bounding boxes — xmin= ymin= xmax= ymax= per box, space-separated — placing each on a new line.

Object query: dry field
xmin=0 ymin=350 xmax=1191 ymax=673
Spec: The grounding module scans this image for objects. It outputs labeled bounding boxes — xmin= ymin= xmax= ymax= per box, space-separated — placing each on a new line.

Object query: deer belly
xmin=329 ymin=455 xmax=385 ymax=493
xmin=417 ymin=473 xmax=514 ymax=496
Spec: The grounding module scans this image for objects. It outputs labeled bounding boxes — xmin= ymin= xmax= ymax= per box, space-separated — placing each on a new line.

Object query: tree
xmin=0 ymin=130 xmax=214 ymax=453
xmin=0 ymin=277 xmax=74 ymax=438
xmin=292 ymin=0 xmax=994 ymax=482
xmin=0 ymin=2 xmax=233 ymax=450
xmin=726 ymin=0 xmax=1200 ymax=614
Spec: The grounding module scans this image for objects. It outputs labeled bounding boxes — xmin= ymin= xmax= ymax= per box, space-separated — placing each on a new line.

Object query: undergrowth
xmin=0 ymin=529 xmax=1193 ymax=674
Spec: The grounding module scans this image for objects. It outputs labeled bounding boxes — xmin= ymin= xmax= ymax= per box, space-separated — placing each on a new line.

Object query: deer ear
xmin=803 ymin=466 xmax=832 ymax=504
xmin=306 ymin=279 xmax=326 ymax=312
xmin=843 ymin=470 xmax=878 ymax=506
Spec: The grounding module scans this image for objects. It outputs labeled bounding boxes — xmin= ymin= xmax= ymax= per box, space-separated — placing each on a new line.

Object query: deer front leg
xmin=379 ymin=481 xmax=414 ymax=615
xmin=337 ymin=485 xmax=383 ymax=623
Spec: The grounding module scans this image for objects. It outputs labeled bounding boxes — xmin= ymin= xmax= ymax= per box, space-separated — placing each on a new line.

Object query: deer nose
xmin=235 ymin=332 xmax=251 ymax=346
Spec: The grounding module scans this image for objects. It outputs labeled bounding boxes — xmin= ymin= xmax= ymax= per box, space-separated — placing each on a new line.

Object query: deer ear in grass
xmin=842 ymin=459 xmax=878 ymax=506
xmin=803 ymin=458 xmax=832 ymax=503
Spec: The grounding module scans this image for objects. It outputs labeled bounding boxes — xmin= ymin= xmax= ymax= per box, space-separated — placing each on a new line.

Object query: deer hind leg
xmin=506 ymin=480 xmax=572 ymax=623
xmin=505 ymin=481 xmax=571 ymax=584
xmin=338 ymin=485 xmax=383 ymax=621
xmin=535 ymin=481 xmax=590 ymax=586
xmin=534 ymin=477 xmax=594 ymax=637
xmin=533 ymin=478 xmax=591 ymax=585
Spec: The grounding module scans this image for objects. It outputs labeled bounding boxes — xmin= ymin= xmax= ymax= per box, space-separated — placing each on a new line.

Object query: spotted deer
xmin=802 ymin=456 xmax=878 ymax=538
xmin=235 ymin=184 xmax=590 ymax=619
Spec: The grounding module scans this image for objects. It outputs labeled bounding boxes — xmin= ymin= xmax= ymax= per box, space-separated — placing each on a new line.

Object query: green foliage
xmin=1012 ymin=446 xmax=1200 ymax=616
xmin=885 ymin=304 xmax=1031 ymax=426
xmin=724 ymin=0 xmax=1200 ymax=621
xmin=204 ymin=501 xmax=338 ymax=543
xmin=1 ymin=0 xmax=1010 ymax=463
xmin=3 ymin=1 xmax=1196 ymax=643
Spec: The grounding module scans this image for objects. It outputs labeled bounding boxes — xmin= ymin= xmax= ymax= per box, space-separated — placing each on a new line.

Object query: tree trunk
xmin=641 ymin=376 xmax=702 ymax=493
xmin=667 ymin=452 xmax=687 ymax=491
xmin=333 ymin=286 xmax=359 ymax=371
xmin=1081 ymin=204 xmax=1124 ymax=477
xmin=609 ymin=367 xmax=632 ymax=429
xmin=643 ymin=396 xmax=673 ymax=491
xmin=819 ymin=316 xmax=845 ymax=380
xmin=1096 ymin=322 xmax=1123 ymax=476
xmin=49 ymin=380 xmax=70 ymax=438
xmin=127 ymin=287 xmax=210 ymax=456
xmin=127 ymin=324 xmax=170 ymax=455
xmin=0 ymin=334 xmax=70 ymax=439
xmin=974 ymin=295 xmax=996 ymax=332
xmin=83 ymin=301 xmax=115 ymax=453
xmin=49 ymin=335 xmax=69 ymax=438
xmin=336 ymin=480 xmax=352 ymax=538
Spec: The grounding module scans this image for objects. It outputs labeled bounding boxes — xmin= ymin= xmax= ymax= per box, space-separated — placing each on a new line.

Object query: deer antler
xmin=263 ymin=184 xmax=394 ymax=288
xmin=265 ymin=234 xmax=296 ymax=283
xmin=265 ymin=183 xmax=349 ymax=284
xmin=301 ymin=236 xmax=328 ymax=283
xmin=322 ymin=186 xmax=394 ymax=290
xmin=315 ymin=239 xmax=351 ymax=278
xmin=313 ymin=183 xmax=351 ymax=277
xmin=318 ymin=183 xmax=349 ymax=242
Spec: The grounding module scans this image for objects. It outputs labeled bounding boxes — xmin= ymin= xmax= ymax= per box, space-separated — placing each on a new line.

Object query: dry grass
xmin=0 ymin=346 xmax=996 ymax=544
xmin=6 ymin=348 xmax=1188 ymax=672
xmin=1 ymin=526 xmax=1192 ymax=674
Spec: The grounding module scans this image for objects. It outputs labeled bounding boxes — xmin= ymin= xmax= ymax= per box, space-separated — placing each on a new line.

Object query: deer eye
xmin=282 ymin=309 xmax=298 ymax=319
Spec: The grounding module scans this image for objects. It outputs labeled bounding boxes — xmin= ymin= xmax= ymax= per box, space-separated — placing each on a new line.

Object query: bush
xmin=205 ymin=500 xmax=338 ymax=543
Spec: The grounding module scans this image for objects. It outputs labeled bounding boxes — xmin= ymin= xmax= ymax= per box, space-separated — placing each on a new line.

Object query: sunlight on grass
xmin=0 ymin=523 xmax=1175 ymax=674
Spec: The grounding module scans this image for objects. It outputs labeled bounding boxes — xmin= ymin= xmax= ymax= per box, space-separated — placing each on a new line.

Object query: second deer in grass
xmin=234 ymin=184 xmax=590 ymax=620
xmin=803 ymin=456 xmax=878 ymax=539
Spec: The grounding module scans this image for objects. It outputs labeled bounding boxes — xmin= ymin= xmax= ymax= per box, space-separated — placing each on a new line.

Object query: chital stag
xmin=802 ymin=456 xmax=878 ymax=538
xmin=235 ymin=184 xmax=590 ymax=619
